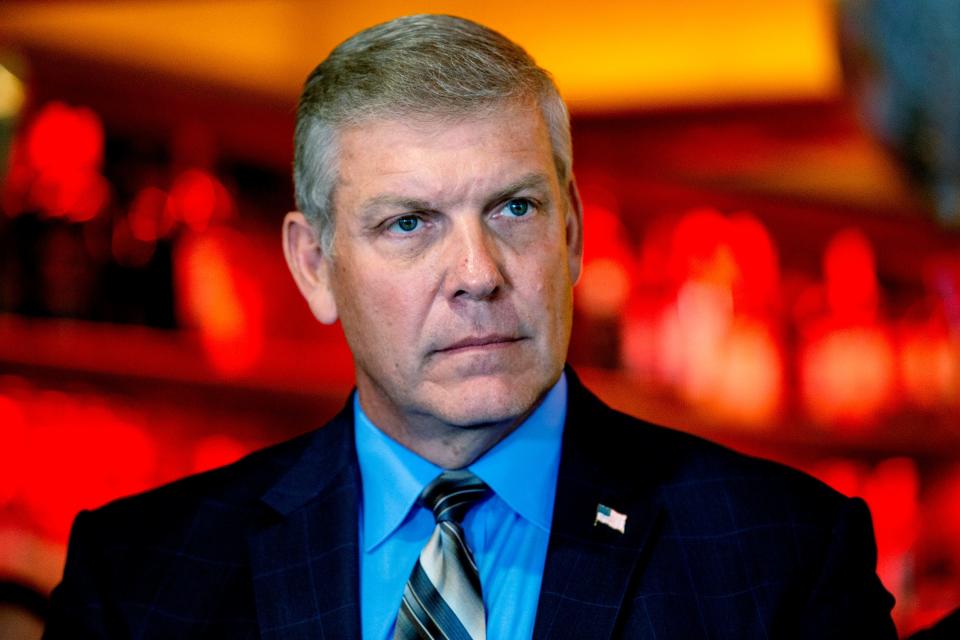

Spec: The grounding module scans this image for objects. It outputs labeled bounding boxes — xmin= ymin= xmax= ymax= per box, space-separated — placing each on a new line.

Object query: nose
xmin=444 ymin=219 xmax=505 ymax=301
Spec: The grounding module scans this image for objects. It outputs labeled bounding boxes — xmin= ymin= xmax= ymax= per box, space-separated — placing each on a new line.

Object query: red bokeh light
xmin=630 ymin=208 xmax=784 ymax=423
xmin=0 ymin=394 xmax=29 ymax=506
xmin=806 ymin=456 xmax=923 ymax=633
xmin=30 ymin=169 xmax=109 ymax=222
xmin=192 ymin=435 xmax=254 ymax=474
xmin=0 ymin=383 xmax=266 ymax=552
xmin=6 ymin=101 xmax=111 ymax=221
xmin=128 ymin=186 xmax=175 ymax=242
xmin=727 ymin=212 xmax=780 ymax=313
xmin=921 ymin=465 xmax=960 ymax=571
xmin=864 ymin=457 xmax=920 ymax=616
xmin=898 ymin=322 xmax=958 ymax=409
xmin=797 ymin=226 xmax=897 ymax=427
xmin=865 ymin=457 xmax=920 ymax=557
xmin=16 ymin=394 xmax=158 ymax=540
xmin=668 ymin=208 xmax=733 ymax=287
xmin=111 ymin=216 xmax=156 ymax=267
xmin=809 ymin=458 xmax=869 ymax=498
xmin=167 ymin=169 xmax=233 ymax=232
xmin=577 ymin=203 xmax=635 ymax=318
xmin=663 ymin=208 xmax=781 ymax=313
xmin=824 ymin=228 xmax=879 ymax=322
xmin=25 ymin=102 xmax=103 ymax=176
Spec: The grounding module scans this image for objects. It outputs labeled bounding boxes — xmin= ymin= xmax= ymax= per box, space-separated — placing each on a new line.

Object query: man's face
xmin=317 ymin=102 xmax=581 ymax=433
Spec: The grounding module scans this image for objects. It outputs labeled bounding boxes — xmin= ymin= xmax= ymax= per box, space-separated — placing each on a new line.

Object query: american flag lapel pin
xmin=594 ymin=503 xmax=627 ymax=533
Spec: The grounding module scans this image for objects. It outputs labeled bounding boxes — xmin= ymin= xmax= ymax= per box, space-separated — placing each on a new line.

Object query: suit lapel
xmin=248 ymin=402 xmax=362 ymax=640
xmin=244 ymin=372 xmax=669 ymax=640
xmin=533 ymin=371 xmax=665 ymax=640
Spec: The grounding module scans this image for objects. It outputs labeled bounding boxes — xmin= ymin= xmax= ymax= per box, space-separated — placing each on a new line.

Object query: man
xmin=44 ymin=14 xmax=897 ymax=639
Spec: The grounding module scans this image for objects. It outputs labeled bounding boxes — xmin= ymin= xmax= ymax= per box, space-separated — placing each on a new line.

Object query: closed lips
xmin=438 ymin=336 xmax=523 ymax=352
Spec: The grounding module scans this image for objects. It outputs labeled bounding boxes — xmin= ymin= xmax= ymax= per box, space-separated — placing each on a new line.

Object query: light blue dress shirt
xmin=354 ymin=373 xmax=567 ymax=640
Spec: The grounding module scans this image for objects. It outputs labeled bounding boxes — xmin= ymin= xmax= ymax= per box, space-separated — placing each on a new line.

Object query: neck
xmin=356 ymin=389 xmax=545 ymax=469
xmin=363 ymin=405 xmax=522 ymax=469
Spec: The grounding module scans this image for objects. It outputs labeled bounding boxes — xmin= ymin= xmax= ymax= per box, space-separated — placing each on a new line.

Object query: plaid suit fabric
xmin=44 ymin=371 xmax=896 ymax=639
xmin=44 ymin=420 xmax=362 ymax=640
xmin=531 ymin=373 xmax=896 ymax=639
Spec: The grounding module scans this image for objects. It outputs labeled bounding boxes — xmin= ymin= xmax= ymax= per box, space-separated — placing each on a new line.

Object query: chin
xmin=425 ymin=372 xmax=553 ymax=428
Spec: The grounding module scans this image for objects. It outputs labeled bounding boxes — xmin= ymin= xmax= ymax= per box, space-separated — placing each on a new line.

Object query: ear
xmin=565 ymin=179 xmax=584 ymax=285
xmin=282 ymin=211 xmax=338 ymax=324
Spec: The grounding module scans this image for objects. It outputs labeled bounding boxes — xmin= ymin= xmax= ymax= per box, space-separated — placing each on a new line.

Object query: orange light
xmin=707 ymin=319 xmax=783 ymax=426
xmin=899 ymin=325 xmax=959 ymax=409
xmin=800 ymin=324 xmax=897 ymax=427
xmin=576 ymin=203 xmax=635 ymax=318
xmin=175 ymin=229 xmax=264 ymax=376
xmin=0 ymin=1 xmax=841 ymax=110
xmin=578 ymin=258 xmax=631 ymax=318
xmin=641 ymin=208 xmax=785 ymax=425
xmin=673 ymin=280 xmax=734 ymax=401
xmin=621 ymin=301 xmax=666 ymax=380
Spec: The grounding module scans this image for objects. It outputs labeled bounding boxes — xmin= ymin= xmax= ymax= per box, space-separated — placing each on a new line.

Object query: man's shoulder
xmin=623 ymin=409 xmax=837 ymax=501
xmin=45 ymin=409 xmax=357 ymax=637
xmin=82 ymin=414 xmax=348 ymax=547
xmin=563 ymin=376 xmax=896 ymax=637
xmin=568 ymin=377 xmax=849 ymax=524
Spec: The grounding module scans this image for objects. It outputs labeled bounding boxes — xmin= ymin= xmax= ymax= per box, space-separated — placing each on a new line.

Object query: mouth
xmin=435 ymin=335 xmax=524 ymax=354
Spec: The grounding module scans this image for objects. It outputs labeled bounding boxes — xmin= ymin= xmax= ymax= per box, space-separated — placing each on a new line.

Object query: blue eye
xmin=390 ymin=216 xmax=420 ymax=233
xmin=505 ymin=199 xmax=530 ymax=217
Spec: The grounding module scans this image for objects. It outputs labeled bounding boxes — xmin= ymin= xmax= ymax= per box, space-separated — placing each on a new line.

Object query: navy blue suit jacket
xmin=44 ymin=371 xmax=897 ymax=638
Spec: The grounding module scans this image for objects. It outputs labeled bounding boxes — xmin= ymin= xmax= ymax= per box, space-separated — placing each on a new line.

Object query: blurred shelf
xmin=1 ymin=315 xmax=957 ymax=461
xmin=0 ymin=314 xmax=353 ymax=408
xmin=577 ymin=367 xmax=960 ymax=462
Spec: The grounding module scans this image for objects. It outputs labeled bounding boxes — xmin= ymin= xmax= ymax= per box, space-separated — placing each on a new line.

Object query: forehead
xmin=333 ymin=104 xmax=558 ymax=206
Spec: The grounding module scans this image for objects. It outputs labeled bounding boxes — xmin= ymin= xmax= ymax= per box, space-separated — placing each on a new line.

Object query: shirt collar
xmin=354 ymin=373 xmax=567 ymax=552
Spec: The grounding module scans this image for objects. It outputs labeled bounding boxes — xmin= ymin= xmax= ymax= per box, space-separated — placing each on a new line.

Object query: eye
xmin=388 ymin=215 xmax=421 ymax=233
xmin=502 ymin=198 xmax=531 ymax=218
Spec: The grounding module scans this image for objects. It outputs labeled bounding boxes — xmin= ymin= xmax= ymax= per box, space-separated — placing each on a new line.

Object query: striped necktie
xmin=394 ymin=470 xmax=490 ymax=640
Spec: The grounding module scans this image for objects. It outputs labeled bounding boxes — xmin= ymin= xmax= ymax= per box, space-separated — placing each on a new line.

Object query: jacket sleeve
xmin=43 ymin=510 xmax=114 ymax=639
xmin=796 ymin=497 xmax=898 ymax=639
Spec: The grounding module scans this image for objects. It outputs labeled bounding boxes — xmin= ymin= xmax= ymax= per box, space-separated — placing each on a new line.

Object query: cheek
xmin=335 ymin=262 xmax=431 ymax=349
xmin=516 ymin=248 xmax=571 ymax=322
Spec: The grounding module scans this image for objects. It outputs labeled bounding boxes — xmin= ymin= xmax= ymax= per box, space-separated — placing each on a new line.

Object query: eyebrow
xmin=359 ymin=172 xmax=554 ymax=220
xmin=486 ymin=173 xmax=553 ymax=206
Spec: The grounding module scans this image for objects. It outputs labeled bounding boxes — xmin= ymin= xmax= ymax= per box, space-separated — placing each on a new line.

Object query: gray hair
xmin=293 ymin=14 xmax=573 ymax=253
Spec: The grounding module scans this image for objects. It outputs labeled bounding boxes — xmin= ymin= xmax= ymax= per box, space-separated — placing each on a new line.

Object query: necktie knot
xmin=421 ymin=470 xmax=489 ymax=524
xmin=397 ymin=469 xmax=489 ymax=640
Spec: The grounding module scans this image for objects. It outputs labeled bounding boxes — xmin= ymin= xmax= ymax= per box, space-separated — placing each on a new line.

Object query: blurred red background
xmin=0 ymin=1 xmax=958 ymax=636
